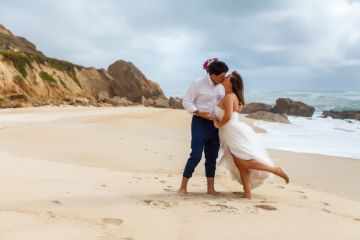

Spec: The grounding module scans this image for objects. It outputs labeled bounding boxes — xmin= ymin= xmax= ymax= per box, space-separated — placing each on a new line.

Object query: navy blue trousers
xmin=183 ymin=115 xmax=220 ymax=178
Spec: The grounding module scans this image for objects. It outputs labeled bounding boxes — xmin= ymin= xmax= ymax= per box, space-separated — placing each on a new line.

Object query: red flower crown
xmin=203 ymin=58 xmax=218 ymax=72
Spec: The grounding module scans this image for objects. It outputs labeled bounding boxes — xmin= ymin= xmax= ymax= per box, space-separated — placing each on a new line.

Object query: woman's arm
xmin=213 ymin=95 xmax=234 ymax=128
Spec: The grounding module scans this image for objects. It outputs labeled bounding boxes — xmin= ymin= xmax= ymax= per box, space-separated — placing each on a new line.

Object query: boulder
xmin=271 ymin=98 xmax=315 ymax=117
xmin=169 ymin=97 xmax=183 ymax=109
xmin=322 ymin=110 xmax=360 ymax=121
xmin=246 ymin=111 xmax=291 ymax=124
xmin=74 ymin=97 xmax=90 ymax=106
xmin=97 ymin=91 xmax=109 ymax=102
xmin=105 ymin=96 xmax=133 ymax=106
xmin=242 ymin=102 xmax=272 ymax=114
xmin=0 ymin=94 xmax=29 ymax=108
xmin=153 ymin=97 xmax=170 ymax=108
xmin=108 ymin=60 xmax=165 ymax=103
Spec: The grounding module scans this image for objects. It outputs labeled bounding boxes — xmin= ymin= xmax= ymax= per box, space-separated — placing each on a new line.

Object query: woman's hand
xmin=213 ymin=118 xmax=220 ymax=128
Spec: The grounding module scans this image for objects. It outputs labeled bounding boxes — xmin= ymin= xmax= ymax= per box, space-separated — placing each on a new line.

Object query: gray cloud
xmin=0 ymin=0 xmax=359 ymax=95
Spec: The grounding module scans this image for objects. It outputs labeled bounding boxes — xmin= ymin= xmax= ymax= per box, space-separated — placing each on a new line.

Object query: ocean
xmin=168 ymin=90 xmax=360 ymax=159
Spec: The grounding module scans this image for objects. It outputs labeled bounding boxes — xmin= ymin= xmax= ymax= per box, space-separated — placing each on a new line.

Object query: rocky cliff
xmin=0 ymin=24 xmax=166 ymax=108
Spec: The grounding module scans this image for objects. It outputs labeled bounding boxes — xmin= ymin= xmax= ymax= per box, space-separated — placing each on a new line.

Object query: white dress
xmin=215 ymin=106 xmax=274 ymax=189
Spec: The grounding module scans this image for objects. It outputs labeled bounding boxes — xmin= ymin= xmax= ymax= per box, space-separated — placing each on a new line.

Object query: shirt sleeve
xmin=182 ymin=81 xmax=199 ymax=114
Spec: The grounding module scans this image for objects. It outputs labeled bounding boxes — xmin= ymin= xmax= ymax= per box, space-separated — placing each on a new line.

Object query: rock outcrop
xmin=322 ymin=110 xmax=360 ymax=121
xmin=246 ymin=111 xmax=290 ymax=124
xmin=242 ymin=102 xmax=272 ymax=114
xmin=0 ymin=24 xmax=167 ymax=108
xmin=169 ymin=97 xmax=183 ymax=109
xmin=271 ymin=98 xmax=315 ymax=117
xmin=107 ymin=60 xmax=165 ymax=103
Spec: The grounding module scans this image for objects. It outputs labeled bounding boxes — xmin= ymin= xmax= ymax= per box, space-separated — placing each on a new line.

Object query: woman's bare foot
xmin=276 ymin=167 xmax=289 ymax=184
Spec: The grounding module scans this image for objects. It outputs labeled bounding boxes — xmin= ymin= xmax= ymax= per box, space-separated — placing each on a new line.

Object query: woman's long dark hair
xmin=230 ymin=71 xmax=245 ymax=106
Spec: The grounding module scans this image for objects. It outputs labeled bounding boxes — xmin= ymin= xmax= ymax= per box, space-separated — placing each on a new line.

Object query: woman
xmin=213 ymin=71 xmax=289 ymax=199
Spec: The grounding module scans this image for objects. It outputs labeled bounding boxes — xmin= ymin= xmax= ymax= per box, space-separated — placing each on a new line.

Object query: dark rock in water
xmin=246 ymin=111 xmax=290 ymax=124
xmin=242 ymin=102 xmax=272 ymax=114
xmin=322 ymin=110 xmax=360 ymax=121
xmin=271 ymin=98 xmax=315 ymax=117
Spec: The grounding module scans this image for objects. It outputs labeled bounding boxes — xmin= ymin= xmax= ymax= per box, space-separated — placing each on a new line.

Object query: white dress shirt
xmin=182 ymin=75 xmax=225 ymax=116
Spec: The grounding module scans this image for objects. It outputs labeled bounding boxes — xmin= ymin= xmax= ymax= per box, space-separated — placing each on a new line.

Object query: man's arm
xmin=182 ymin=81 xmax=213 ymax=120
xmin=182 ymin=81 xmax=199 ymax=114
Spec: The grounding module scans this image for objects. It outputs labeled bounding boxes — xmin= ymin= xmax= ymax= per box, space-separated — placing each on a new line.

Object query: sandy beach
xmin=0 ymin=106 xmax=359 ymax=240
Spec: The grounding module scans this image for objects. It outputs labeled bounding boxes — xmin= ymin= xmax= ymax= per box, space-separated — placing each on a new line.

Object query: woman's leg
xmin=233 ymin=157 xmax=251 ymax=198
xmin=233 ymin=156 xmax=289 ymax=183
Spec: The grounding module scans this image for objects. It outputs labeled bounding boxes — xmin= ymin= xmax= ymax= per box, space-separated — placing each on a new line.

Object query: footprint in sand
xmin=260 ymin=200 xmax=277 ymax=204
xmin=245 ymin=206 xmax=258 ymax=214
xmin=203 ymin=201 xmax=238 ymax=214
xmin=167 ymin=174 xmax=173 ymax=177
xmin=101 ymin=218 xmax=124 ymax=226
xmin=255 ymin=205 xmax=277 ymax=211
xmin=299 ymin=195 xmax=308 ymax=199
xmin=47 ymin=211 xmax=56 ymax=219
xmin=101 ymin=184 xmax=107 ymax=187
xmin=101 ymin=218 xmax=124 ymax=234
xmin=159 ymin=180 xmax=167 ymax=183
xmin=290 ymin=190 xmax=305 ymax=193
xmin=320 ymin=202 xmax=330 ymax=206
xmin=322 ymin=209 xmax=332 ymax=214
xmin=354 ymin=218 xmax=360 ymax=222
xmin=51 ymin=200 xmax=62 ymax=206
xmin=143 ymin=199 xmax=176 ymax=209
xmin=277 ymin=186 xmax=285 ymax=189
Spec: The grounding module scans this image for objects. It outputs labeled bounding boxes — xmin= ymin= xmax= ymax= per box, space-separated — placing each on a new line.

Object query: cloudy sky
xmin=1 ymin=0 xmax=360 ymax=96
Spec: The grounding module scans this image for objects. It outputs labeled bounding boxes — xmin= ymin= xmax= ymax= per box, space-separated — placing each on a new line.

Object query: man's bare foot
xmin=241 ymin=194 xmax=251 ymax=199
xmin=276 ymin=167 xmax=289 ymax=184
xmin=207 ymin=190 xmax=222 ymax=196
xmin=178 ymin=188 xmax=187 ymax=196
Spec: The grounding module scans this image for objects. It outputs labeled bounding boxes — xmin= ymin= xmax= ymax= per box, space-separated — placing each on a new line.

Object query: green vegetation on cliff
xmin=0 ymin=49 xmax=32 ymax=78
xmin=46 ymin=58 xmax=82 ymax=89
xmin=0 ymin=48 xmax=82 ymax=89
xmin=39 ymin=71 xmax=57 ymax=85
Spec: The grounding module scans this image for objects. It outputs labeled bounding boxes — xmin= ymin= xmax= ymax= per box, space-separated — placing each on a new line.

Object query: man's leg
xmin=204 ymin=129 xmax=220 ymax=195
xmin=178 ymin=116 xmax=207 ymax=194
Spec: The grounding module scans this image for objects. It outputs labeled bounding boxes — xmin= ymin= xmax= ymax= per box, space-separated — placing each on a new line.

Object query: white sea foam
xmin=254 ymin=115 xmax=360 ymax=159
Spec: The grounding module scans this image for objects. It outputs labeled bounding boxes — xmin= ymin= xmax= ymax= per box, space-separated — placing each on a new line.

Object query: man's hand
xmin=194 ymin=111 xmax=214 ymax=121
xmin=213 ymin=118 xmax=220 ymax=128
xmin=237 ymin=104 xmax=244 ymax=113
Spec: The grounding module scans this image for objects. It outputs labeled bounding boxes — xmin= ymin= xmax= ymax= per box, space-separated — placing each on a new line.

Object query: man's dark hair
xmin=207 ymin=60 xmax=229 ymax=76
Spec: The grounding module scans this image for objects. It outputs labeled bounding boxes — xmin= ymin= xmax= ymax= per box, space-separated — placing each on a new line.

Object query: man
xmin=178 ymin=59 xmax=229 ymax=195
